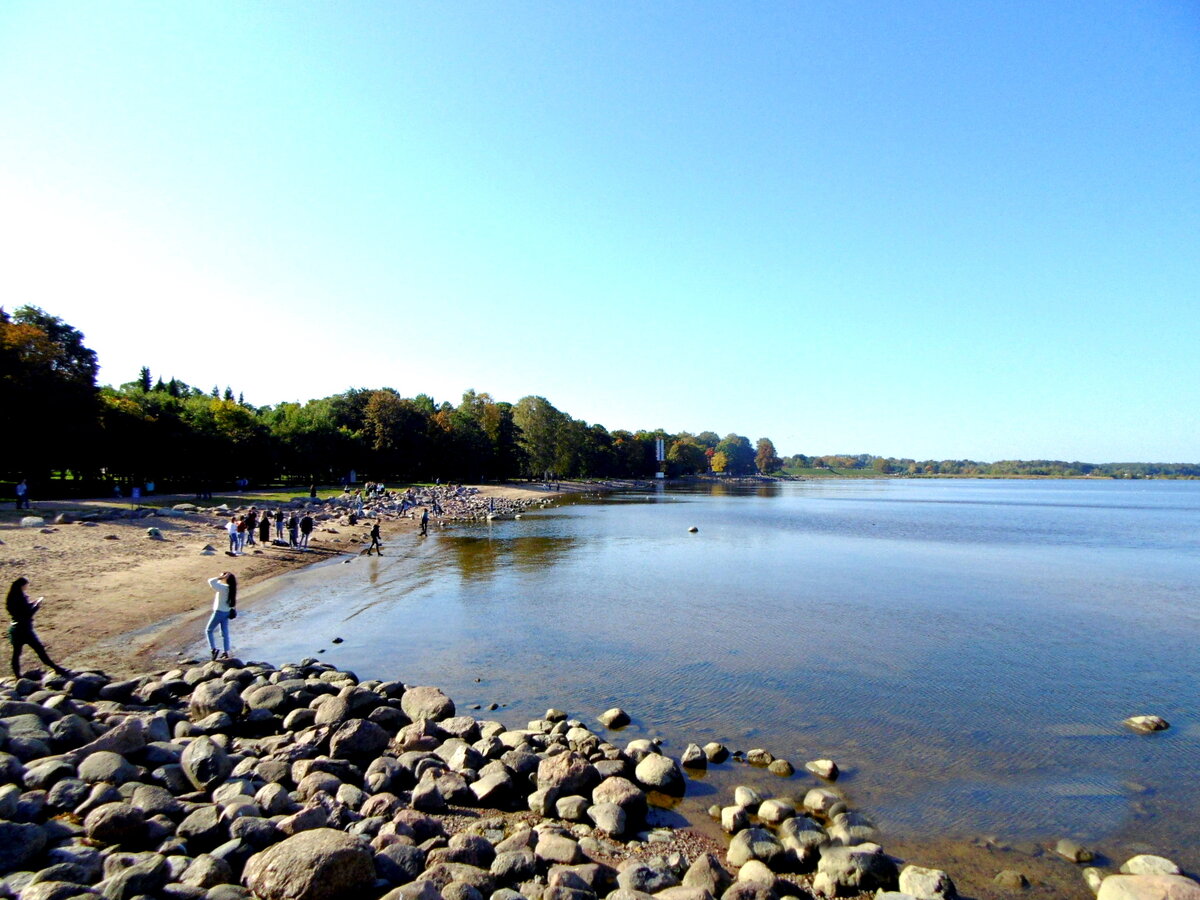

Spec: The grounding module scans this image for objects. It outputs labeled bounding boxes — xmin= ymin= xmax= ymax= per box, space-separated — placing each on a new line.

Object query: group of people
xmin=225 ymin=508 xmax=316 ymax=554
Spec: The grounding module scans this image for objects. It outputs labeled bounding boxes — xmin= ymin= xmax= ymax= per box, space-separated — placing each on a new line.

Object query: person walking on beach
xmin=367 ymin=520 xmax=382 ymax=555
xmin=245 ymin=509 xmax=257 ymax=547
xmin=258 ymin=512 xmax=270 ymax=546
xmin=14 ymin=479 xmax=28 ymax=510
xmin=235 ymin=516 xmax=248 ymax=554
xmin=204 ymin=571 xmax=236 ymax=661
xmin=7 ymin=577 xmax=70 ymax=678
xmin=226 ymin=516 xmax=240 ymax=555
xmin=419 ymin=507 xmax=429 ymax=536
xmin=299 ymin=513 xmax=314 ymax=550
xmin=287 ymin=513 xmax=299 ymax=547
xmin=274 ymin=509 xmax=284 ymax=542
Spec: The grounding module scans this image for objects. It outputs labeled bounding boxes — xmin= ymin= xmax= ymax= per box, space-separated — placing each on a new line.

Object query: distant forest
xmin=2 ymin=306 xmax=1196 ymax=496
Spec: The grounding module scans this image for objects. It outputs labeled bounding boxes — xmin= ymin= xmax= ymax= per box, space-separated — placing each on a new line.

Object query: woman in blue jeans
xmin=205 ymin=571 xmax=237 ymax=660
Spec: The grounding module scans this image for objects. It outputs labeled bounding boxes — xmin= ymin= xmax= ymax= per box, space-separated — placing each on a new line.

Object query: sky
xmin=1 ymin=2 xmax=1197 ymax=462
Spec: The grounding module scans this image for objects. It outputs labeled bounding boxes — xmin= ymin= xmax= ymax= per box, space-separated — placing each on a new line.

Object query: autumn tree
xmin=755 ymin=437 xmax=782 ymax=474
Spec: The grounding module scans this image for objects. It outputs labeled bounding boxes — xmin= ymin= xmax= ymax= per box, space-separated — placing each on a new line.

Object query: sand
xmin=0 ymin=482 xmax=577 ymax=677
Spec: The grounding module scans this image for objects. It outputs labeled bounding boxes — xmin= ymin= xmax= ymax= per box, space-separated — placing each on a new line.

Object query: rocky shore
xmin=3 ymin=661 xmax=1197 ymax=900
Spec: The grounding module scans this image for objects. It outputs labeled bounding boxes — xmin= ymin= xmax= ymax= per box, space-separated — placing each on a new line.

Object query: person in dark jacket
xmin=7 ymin=577 xmax=69 ymax=678
xmin=367 ymin=520 xmax=383 ymax=555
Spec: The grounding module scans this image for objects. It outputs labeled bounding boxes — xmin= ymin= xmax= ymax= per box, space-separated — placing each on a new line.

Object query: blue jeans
xmin=206 ymin=609 xmax=230 ymax=652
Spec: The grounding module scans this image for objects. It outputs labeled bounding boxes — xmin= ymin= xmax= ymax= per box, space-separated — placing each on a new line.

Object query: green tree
xmin=138 ymin=366 xmax=152 ymax=392
xmin=512 ymin=395 xmax=564 ymax=478
xmin=755 ymin=437 xmax=782 ymax=474
xmin=715 ymin=434 xmax=756 ymax=475
xmin=667 ymin=437 xmax=708 ymax=475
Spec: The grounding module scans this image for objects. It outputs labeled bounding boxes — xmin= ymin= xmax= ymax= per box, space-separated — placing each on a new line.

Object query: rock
xmin=680 ymin=744 xmax=707 ymax=769
xmin=633 ymin=754 xmax=684 ymax=795
xmin=1084 ymin=868 xmax=1106 ymax=894
xmin=182 ymin=736 xmax=233 ymax=790
xmin=190 ymin=681 xmax=244 ymax=721
xmin=328 ymin=719 xmax=390 ymax=761
xmin=745 ymin=749 xmax=774 ymax=766
xmin=556 ymin=795 xmax=590 ymax=821
xmin=241 ymin=828 xmax=376 ymax=900
xmin=721 ymin=806 xmax=749 ymax=834
xmin=83 ymin=802 xmax=147 ymax=847
xmin=688 ymin=526 xmax=699 ymax=533
xmin=618 ymin=863 xmax=678 ymax=894
xmin=181 ymin=854 xmax=235 ymax=889
xmin=376 ymin=844 xmax=427 ymax=886
xmin=1122 ymin=716 xmax=1170 ymax=734
xmin=1097 ymin=875 xmax=1200 ymax=900
xmin=898 ymin=865 xmax=958 ymax=899
xmin=598 ymin=709 xmax=630 ymax=729
xmin=0 ymin=820 xmax=47 ymax=872
xmin=816 ymin=845 xmax=898 ymax=894
xmin=535 ymin=833 xmax=583 ymax=866
xmin=994 ymin=870 xmax=1030 ymax=891
xmin=177 ymin=805 xmax=228 ymax=851
xmin=733 ymin=786 xmax=761 ymax=810
xmin=592 ymin=777 xmax=647 ymax=821
xmin=727 ymin=829 xmax=784 ymax=868
xmin=1056 ymin=840 xmax=1094 ymax=864
xmin=803 ymin=788 xmax=842 ymax=816
xmin=538 ymin=752 xmax=600 ymax=796
xmin=683 ymin=853 xmax=731 ymax=897
xmin=767 ymin=759 xmax=793 ymax=777
xmin=490 ymin=850 xmax=536 ymax=886
xmin=78 ymin=750 xmax=138 ymax=785
xmin=146 ymin=527 xmax=164 ymax=539
xmin=756 ymin=799 xmax=794 ymax=825
xmin=20 ymin=516 xmax=46 ymax=527
xmin=805 ymin=759 xmax=838 ymax=780
xmin=703 ymin=743 xmax=729 ymax=763
xmin=401 ymin=687 xmax=456 ymax=722
xmin=587 ymin=802 xmax=626 ymax=835
xmin=1121 ymin=856 xmax=1182 ymax=877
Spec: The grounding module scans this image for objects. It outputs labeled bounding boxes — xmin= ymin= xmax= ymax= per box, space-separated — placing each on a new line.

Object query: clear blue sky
xmin=2 ymin=2 xmax=1196 ymax=462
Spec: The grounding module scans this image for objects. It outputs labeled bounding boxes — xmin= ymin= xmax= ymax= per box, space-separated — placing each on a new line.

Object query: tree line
xmin=783 ymin=454 xmax=1199 ymax=479
xmin=1 ymin=306 xmax=784 ymax=496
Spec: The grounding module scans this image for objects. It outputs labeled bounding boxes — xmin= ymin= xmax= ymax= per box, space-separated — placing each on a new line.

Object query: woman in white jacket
xmin=205 ymin=571 xmax=237 ymax=660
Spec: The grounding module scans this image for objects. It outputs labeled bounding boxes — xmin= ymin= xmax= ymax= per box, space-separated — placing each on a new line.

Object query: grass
xmin=781 ymin=466 xmax=889 ymax=478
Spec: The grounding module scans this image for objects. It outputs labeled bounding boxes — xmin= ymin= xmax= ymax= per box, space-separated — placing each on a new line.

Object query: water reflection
xmin=444 ymin=534 xmax=578 ymax=582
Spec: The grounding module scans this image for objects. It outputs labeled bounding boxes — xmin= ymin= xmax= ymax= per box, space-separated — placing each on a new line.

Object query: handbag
xmin=229 ymin=608 xmax=237 ymax=619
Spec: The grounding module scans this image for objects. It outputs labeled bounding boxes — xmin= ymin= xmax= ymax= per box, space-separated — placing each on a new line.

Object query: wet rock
xmin=1122 ymin=716 xmax=1169 ymax=734
xmin=815 ymin=844 xmax=898 ymax=895
xmin=721 ymin=806 xmax=749 ymax=834
xmin=680 ymin=744 xmax=707 ymax=769
xmin=733 ymin=787 xmax=761 ymax=810
xmin=703 ymin=743 xmax=729 ymax=763
xmin=727 ymin=829 xmax=784 ymax=868
xmin=633 ymin=754 xmax=684 ymax=796
xmin=1056 ymin=840 xmax=1094 ymax=864
xmin=598 ymin=709 xmax=630 ymax=729
xmin=994 ymin=870 xmax=1030 ymax=891
xmin=805 ymin=759 xmax=838 ymax=781
xmin=756 ymin=799 xmax=794 ymax=826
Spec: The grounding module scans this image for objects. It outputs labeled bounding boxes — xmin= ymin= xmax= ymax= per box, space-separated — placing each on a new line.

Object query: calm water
xmin=223 ymin=478 xmax=1200 ymax=866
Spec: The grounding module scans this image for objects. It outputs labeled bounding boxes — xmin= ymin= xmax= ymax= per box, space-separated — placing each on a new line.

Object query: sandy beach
xmin=0 ymin=482 xmax=587 ymax=677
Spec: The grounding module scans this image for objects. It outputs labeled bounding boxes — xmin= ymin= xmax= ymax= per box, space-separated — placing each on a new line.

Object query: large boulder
xmin=898 ymin=865 xmax=958 ymax=900
xmin=329 ymin=719 xmax=390 ymax=761
xmin=190 ymin=680 xmax=244 ymax=720
xmin=401 ymin=687 xmax=455 ymax=722
xmin=83 ymin=802 xmax=147 ymax=847
xmin=538 ymin=752 xmax=600 ymax=797
xmin=242 ymin=828 xmax=375 ymax=900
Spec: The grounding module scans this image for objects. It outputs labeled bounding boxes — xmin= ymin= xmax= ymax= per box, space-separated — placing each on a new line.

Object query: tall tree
xmin=138 ymin=366 xmax=152 ymax=392
xmin=512 ymin=395 xmax=563 ymax=478
xmin=755 ymin=437 xmax=782 ymax=474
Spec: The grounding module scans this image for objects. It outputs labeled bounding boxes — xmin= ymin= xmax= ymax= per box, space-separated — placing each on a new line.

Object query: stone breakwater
xmin=1 ymin=662 xmax=1196 ymax=900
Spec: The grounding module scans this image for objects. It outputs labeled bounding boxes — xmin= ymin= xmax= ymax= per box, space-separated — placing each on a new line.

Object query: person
xmin=205 ymin=571 xmax=236 ymax=661
xmin=258 ymin=512 xmax=270 ymax=545
xmin=299 ymin=513 xmax=314 ymax=549
xmin=7 ymin=577 xmax=69 ymax=678
xmin=287 ymin=513 xmax=299 ymax=548
xmin=235 ymin=516 xmax=248 ymax=553
xmin=309 ymin=484 xmax=317 ymax=499
xmin=226 ymin=516 xmax=240 ymax=554
xmin=419 ymin=507 xmax=429 ymax=536
xmin=245 ymin=509 xmax=258 ymax=547
xmin=367 ymin=520 xmax=382 ymax=555
xmin=14 ymin=479 xmax=28 ymax=510
xmin=274 ymin=509 xmax=285 ymax=542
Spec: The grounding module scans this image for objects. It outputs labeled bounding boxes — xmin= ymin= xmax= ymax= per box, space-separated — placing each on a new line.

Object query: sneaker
xmin=211 ymin=648 xmax=219 ymax=661
xmin=220 ymin=651 xmax=230 ymax=660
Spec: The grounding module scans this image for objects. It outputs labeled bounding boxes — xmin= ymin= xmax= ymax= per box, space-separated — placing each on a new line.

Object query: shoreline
xmin=2 ymin=481 xmax=1194 ymax=898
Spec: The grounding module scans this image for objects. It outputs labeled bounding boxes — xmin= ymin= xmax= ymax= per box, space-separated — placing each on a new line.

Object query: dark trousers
xmin=9 ymin=622 xmax=60 ymax=677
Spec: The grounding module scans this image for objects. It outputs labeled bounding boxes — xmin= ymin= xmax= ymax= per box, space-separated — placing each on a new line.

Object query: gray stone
xmin=400 ymin=687 xmax=455 ymax=722
xmin=1056 ymin=840 xmax=1094 ymax=864
xmin=1096 ymin=875 xmax=1200 ymax=900
xmin=680 ymin=744 xmax=706 ymax=769
xmin=618 ymin=863 xmax=678 ymax=894
xmin=241 ymin=828 xmax=375 ymax=900
xmin=633 ymin=754 xmax=684 ymax=795
xmin=83 ymin=802 xmax=146 ymax=847
xmin=815 ymin=845 xmax=898 ymax=894
xmin=0 ymin=820 xmax=47 ymax=872
xmin=597 ymin=709 xmax=630 ymax=729
xmin=181 ymin=854 xmax=235 ymax=889
xmin=328 ymin=719 xmax=389 ymax=760
xmin=1122 ymin=716 xmax=1169 ymax=734
xmin=898 ymin=865 xmax=958 ymax=899
xmin=535 ymin=833 xmax=583 ymax=866
xmin=756 ymin=799 xmax=794 ymax=826
xmin=78 ymin=752 xmax=138 ymax=786
xmin=376 ymin=844 xmax=427 ymax=886
xmin=1120 ymin=856 xmax=1182 ymax=877
xmin=181 ymin=737 xmax=232 ymax=791
xmin=490 ymin=850 xmax=536 ymax=886
xmin=189 ymin=682 xmax=243 ymax=721
xmin=993 ymin=870 xmax=1029 ymax=891
xmin=683 ymin=854 xmax=731 ymax=897
xmin=538 ymin=753 xmax=600 ymax=797
xmin=586 ymin=802 xmax=626 ymax=836
xmin=721 ymin=806 xmax=749 ymax=834
xmin=804 ymin=760 xmax=838 ymax=780
xmin=727 ymin=829 xmax=784 ymax=869
xmin=555 ymin=795 xmax=590 ymax=822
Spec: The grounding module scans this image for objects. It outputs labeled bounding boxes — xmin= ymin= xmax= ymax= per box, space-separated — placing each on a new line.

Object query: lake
xmin=225 ymin=478 xmax=1200 ymax=868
